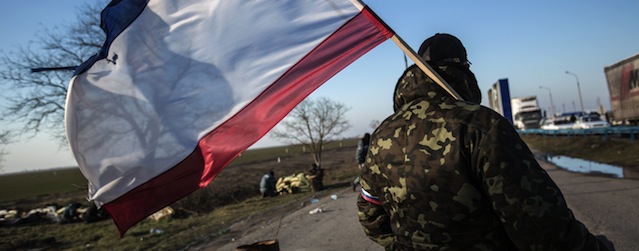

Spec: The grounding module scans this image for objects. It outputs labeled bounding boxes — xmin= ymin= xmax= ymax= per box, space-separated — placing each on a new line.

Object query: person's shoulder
xmin=439 ymin=99 xmax=509 ymax=131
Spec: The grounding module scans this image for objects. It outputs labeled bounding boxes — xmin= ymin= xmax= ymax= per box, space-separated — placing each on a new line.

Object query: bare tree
xmin=0 ymin=131 xmax=11 ymax=172
xmin=0 ymin=1 xmax=107 ymax=143
xmin=370 ymin=119 xmax=381 ymax=130
xmin=271 ymin=97 xmax=351 ymax=166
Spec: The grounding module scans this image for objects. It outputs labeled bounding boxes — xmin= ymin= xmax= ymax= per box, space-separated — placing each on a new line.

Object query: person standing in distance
xmin=260 ymin=170 xmax=276 ymax=198
xmin=306 ymin=163 xmax=324 ymax=193
xmin=357 ymin=33 xmax=614 ymax=250
xmin=353 ymin=133 xmax=371 ymax=191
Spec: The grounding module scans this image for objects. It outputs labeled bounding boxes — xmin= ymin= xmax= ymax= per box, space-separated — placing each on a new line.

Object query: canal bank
xmin=521 ymin=134 xmax=639 ymax=175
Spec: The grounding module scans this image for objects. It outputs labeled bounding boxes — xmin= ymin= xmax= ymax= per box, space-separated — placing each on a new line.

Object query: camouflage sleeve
xmin=357 ymin=193 xmax=395 ymax=249
xmin=356 ymin=158 xmax=395 ymax=249
xmin=478 ymin=118 xmax=613 ymax=251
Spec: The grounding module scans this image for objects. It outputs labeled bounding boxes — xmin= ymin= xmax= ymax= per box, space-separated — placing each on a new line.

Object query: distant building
xmin=487 ymin=78 xmax=513 ymax=125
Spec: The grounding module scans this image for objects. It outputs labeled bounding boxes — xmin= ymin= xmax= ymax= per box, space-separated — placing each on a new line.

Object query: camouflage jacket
xmin=357 ymin=65 xmax=611 ymax=251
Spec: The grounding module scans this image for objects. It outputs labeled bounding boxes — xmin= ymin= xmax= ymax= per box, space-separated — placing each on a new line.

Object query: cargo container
xmin=604 ymin=53 xmax=639 ymax=124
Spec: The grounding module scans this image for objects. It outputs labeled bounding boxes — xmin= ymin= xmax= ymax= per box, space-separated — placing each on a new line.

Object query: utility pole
xmin=539 ymin=86 xmax=555 ymax=117
xmin=565 ymin=71 xmax=585 ymax=114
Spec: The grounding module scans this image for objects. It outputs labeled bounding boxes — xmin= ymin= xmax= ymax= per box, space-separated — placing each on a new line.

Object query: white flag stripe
xmin=66 ymin=0 xmax=361 ymax=205
xmin=66 ymin=0 xmax=394 ymax=235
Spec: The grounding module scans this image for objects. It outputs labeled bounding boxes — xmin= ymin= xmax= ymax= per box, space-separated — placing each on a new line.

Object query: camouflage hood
xmin=392 ymin=64 xmax=481 ymax=111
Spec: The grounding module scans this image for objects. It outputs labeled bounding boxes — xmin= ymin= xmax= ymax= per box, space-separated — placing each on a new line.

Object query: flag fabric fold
xmin=65 ymin=0 xmax=392 ymax=235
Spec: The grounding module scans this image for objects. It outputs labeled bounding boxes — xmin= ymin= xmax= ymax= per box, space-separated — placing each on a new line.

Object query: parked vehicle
xmin=573 ymin=114 xmax=610 ymax=129
xmin=540 ymin=116 xmax=575 ymax=130
xmin=604 ymin=53 xmax=639 ymax=125
xmin=486 ymin=80 xmax=542 ymax=129
xmin=511 ymin=96 xmax=542 ymax=130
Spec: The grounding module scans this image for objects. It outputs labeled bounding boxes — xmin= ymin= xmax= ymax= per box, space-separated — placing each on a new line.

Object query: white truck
xmin=511 ymin=96 xmax=542 ymax=130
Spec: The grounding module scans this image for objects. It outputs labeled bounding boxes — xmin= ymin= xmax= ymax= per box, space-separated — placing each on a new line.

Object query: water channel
xmin=543 ymin=155 xmax=639 ymax=180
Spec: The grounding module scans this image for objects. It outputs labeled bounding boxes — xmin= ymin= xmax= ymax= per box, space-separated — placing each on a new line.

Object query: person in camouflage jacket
xmin=356 ymin=33 xmax=614 ymax=251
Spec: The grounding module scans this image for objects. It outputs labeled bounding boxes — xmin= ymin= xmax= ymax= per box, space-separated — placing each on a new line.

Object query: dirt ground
xmin=186 ymin=145 xmax=359 ymax=212
xmin=180 ymin=145 xmax=361 ymax=249
xmin=0 ymin=145 xmax=361 ymax=251
xmin=184 ymin=146 xmax=360 ymax=250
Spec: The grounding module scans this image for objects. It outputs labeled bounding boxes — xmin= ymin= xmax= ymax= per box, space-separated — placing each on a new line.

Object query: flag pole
xmin=354 ymin=0 xmax=463 ymax=100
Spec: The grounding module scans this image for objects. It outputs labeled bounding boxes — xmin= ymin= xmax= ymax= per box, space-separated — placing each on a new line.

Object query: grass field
xmin=0 ymin=138 xmax=358 ymax=204
xmin=0 ymin=168 xmax=87 ymax=203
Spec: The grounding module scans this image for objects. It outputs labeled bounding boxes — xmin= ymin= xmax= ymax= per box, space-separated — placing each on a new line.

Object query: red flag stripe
xmin=104 ymin=8 xmax=393 ymax=236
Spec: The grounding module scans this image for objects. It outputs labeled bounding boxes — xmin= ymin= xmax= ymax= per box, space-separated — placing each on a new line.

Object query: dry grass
xmin=0 ymin=141 xmax=360 ymax=250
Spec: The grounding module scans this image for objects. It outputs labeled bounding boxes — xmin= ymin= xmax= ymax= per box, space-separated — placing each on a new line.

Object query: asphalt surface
xmin=198 ymin=155 xmax=639 ymax=251
xmin=204 ymin=187 xmax=382 ymax=251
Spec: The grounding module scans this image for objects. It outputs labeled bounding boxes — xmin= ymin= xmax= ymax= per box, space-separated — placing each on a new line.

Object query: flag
xmin=65 ymin=0 xmax=392 ymax=235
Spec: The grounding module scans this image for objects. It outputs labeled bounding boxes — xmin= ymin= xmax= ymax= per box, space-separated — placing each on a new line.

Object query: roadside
xmin=194 ymin=149 xmax=639 ymax=251
xmin=520 ymin=134 xmax=639 ymax=172
xmin=534 ymin=151 xmax=639 ymax=251
xmin=198 ymin=186 xmax=381 ymax=251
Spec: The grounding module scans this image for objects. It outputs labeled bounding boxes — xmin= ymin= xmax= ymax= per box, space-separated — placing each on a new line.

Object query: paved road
xmin=202 ymin=187 xmax=381 ymax=251
xmin=537 ymin=156 xmax=639 ymax=251
xmin=200 ymin=156 xmax=639 ymax=251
